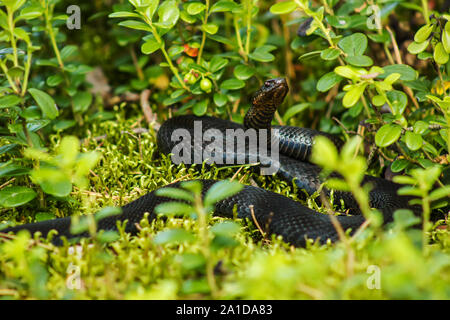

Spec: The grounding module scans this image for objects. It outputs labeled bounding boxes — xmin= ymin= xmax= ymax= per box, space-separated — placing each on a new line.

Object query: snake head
xmin=251 ymin=78 xmax=289 ymax=109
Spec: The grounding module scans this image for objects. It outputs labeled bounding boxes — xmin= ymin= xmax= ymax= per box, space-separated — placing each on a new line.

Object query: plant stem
xmin=44 ymin=3 xmax=65 ymax=70
xmin=43 ymin=2 xmax=84 ymax=124
xmin=161 ymin=44 xmax=189 ymax=90
xmin=360 ymin=95 xmax=373 ymax=119
xmin=21 ymin=48 xmax=32 ymax=97
xmin=145 ymin=18 xmax=189 ymax=91
xmin=0 ymin=62 xmax=20 ymax=94
xmin=197 ymin=0 xmax=210 ymax=64
xmin=244 ymin=0 xmax=253 ymax=57
xmin=48 ymin=24 xmax=64 ymax=69
xmin=348 ymin=181 xmax=372 ymax=220
xmin=421 ymin=0 xmax=430 ymax=24
xmin=130 ymin=47 xmax=144 ymax=81
xmin=421 ymin=193 xmax=430 ymax=255
xmin=6 ymin=8 xmax=18 ymax=67
xmin=233 ymin=17 xmax=247 ymax=62
xmin=194 ymin=193 xmax=218 ymax=298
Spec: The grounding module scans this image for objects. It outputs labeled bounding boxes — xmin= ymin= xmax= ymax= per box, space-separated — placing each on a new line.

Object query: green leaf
xmin=283 ymin=103 xmax=310 ymax=122
xmin=0 ymin=144 xmax=18 ymax=155
xmin=429 ymin=186 xmax=450 ymax=201
xmin=298 ymin=50 xmax=322 ymax=60
xmin=0 ymin=164 xmax=29 ymax=178
xmin=210 ymin=0 xmax=239 ymax=13
xmin=324 ymin=178 xmax=350 ymax=191
xmin=186 ymin=2 xmax=205 ymax=15
xmin=176 ymin=253 xmax=205 ymax=270
xmin=270 ymin=1 xmax=297 ymax=14
xmin=334 ymin=65 xmax=360 ymax=80
xmin=413 ymin=121 xmax=428 ymax=134
xmin=118 ymin=20 xmax=152 ymax=32
xmin=95 ymin=206 xmax=122 ymax=221
xmin=204 ymin=180 xmax=243 ymax=208
xmin=344 ymin=55 xmax=373 ymax=67
xmin=233 ymin=65 xmax=254 ymax=80
xmin=70 ymin=216 xmax=90 ymax=234
xmin=0 ymin=95 xmax=22 ymax=108
xmin=317 ymin=72 xmax=343 ymax=92
xmin=144 ymin=1 xmax=159 ymax=20
xmin=348 ymin=101 xmax=363 ymax=117
xmin=375 ymin=123 xmax=402 ymax=147
xmin=209 ymin=56 xmax=228 ymax=73
xmin=326 ymin=15 xmax=353 ymax=29
xmin=248 ymin=45 xmax=276 ymax=62
xmin=53 ymin=120 xmax=77 ymax=131
xmin=206 ymin=34 xmax=234 ymax=46
xmin=417 ymin=52 xmax=432 ymax=60
xmin=210 ymin=221 xmax=241 ymax=236
xmin=60 ymin=45 xmax=78 ymax=60
xmin=391 ymin=158 xmax=409 ymax=172
xmin=311 ymin=136 xmax=338 ymax=169
xmin=13 ymin=27 xmax=29 ymax=44
xmin=181 ymin=278 xmax=210 ymax=294
xmin=35 ymin=212 xmax=56 ymax=222
xmin=18 ymin=5 xmax=43 ymax=20
xmin=220 ymin=79 xmax=245 ymax=90
xmin=0 ymin=186 xmax=36 ymax=208
xmin=393 ymin=175 xmax=416 ymax=185
xmin=31 ymin=168 xmax=72 ymax=197
xmin=193 ymin=99 xmax=208 ymax=116
xmin=379 ymin=64 xmax=417 ymax=81
xmin=371 ymin=95 xmax=385 ymax=106
xmin=108 ymin=11 xmax=142 ymax=19
xmin=393 ymin=209 xmax=421 ymax=229
xmin=404 ymin=131 xmax=422 ymax=151
xmin=443 ymin=22 xmax=450 ymax=53
xmin=213 ymin=93 xmax=227 ymax=107
xmin=202 ymin=23 xmax=218 ymax=35
xmin=338 ymin=33 xmax=367 ymax=56
xmin=386 ymin=90 xmax=407 ymax=115
xmin=7 ymin=66 xmax=23 ymax=78
xmin=46 ymin=74 xmax=64 ymax=87
xmin=407 ymin=40 xmax=429 ymax=54
xmin=180 ymin=180 xmax=202 ymax=194
xmin=141 ymin=37 xmax=161 ymax=54
xmin=367 ymin=31 xmax=390 ymax=43
xmin=2 ymin=0 xmax=26 ymax=12
xmin=28 ymin=88 xmax=58 ymax=120
xmin=343 ymin=84 xmax=366 ymax=108
xmin=320 ymin=48 xmax=340 ymax=61
xmin=213 ymin=235 xmax=240 ymax=250
xmin=433 ymin=42 xmax=449 ymax=65
xmin=73 ymin=91 xmax=92 ymax=113
xmin=384 ymin=73 xmax=401 ymax=85
xmin=422 ymin=142 xmax=438 ymax=156
xmin=414 ymin=23 xmax=433 ymax=42
xmin=157 ymin=0 xmax=180 ymax=29
xmin=155 ymin=187 xmax=194 ymax=202
xmin=155 ymin=202 xmax=195 ymax=216
xmin=97 ymin=231 xmax=120 ymax=243
xmin=153 ymin=229 xmax=195 ymax=244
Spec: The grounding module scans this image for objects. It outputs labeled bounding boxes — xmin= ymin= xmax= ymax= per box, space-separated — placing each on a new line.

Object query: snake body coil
xmin=0 ymin=79 xmax=420 ymax=247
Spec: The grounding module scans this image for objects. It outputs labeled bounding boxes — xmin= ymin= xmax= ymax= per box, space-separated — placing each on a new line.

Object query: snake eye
xmin=264 ymin=78 xmax=287 ymax=91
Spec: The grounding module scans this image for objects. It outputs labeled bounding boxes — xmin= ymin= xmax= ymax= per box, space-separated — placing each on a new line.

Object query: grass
xmin=0 ymin=103 xmax=449 ymax=300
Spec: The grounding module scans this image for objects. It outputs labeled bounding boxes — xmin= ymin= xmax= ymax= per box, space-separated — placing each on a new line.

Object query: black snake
xmin=0 ymin=78 xmax=421 ymax=247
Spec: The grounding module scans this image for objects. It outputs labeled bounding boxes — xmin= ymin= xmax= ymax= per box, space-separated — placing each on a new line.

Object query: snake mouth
xmin=252 ymin=78 xmax=289 ymax=108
